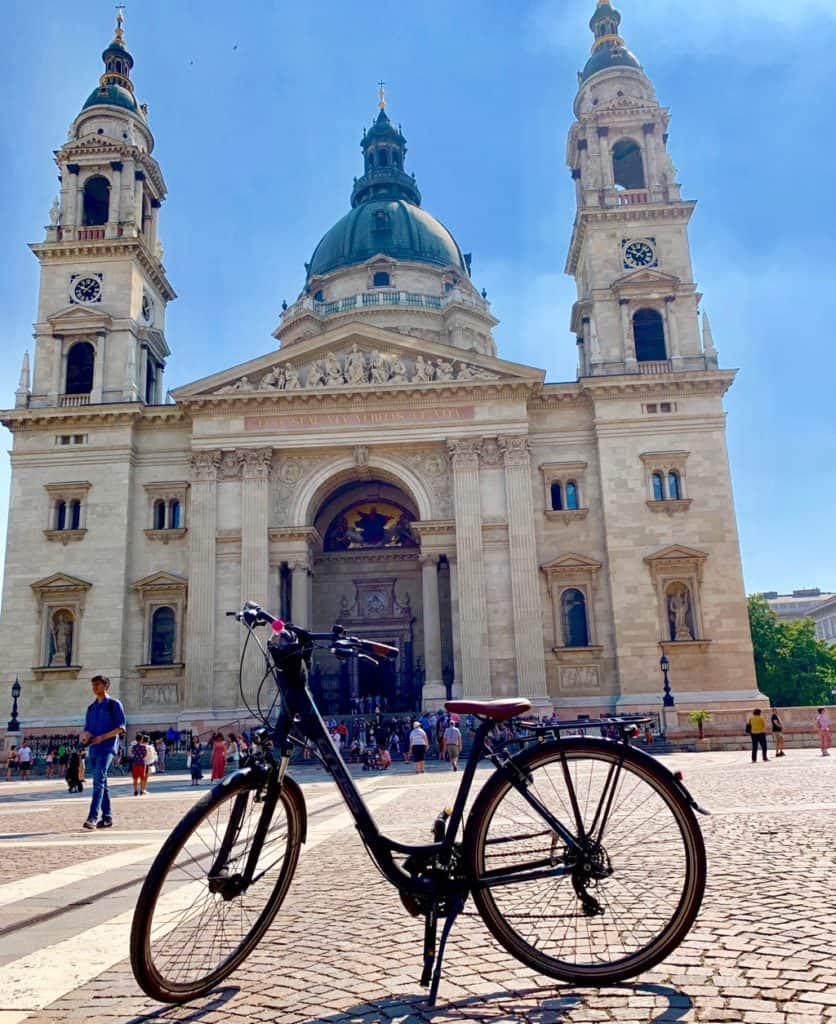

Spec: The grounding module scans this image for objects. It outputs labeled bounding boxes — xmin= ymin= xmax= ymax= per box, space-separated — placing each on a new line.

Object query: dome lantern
xmin=351 ymin=90 xmax=421 ymax=209
xmin=579 ymin=0 xmax=644 ymax=84
xmin=80 ymin=8 xmax=140 ymax=114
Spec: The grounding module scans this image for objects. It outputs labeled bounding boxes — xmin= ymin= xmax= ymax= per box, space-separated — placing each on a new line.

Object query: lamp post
xmin=7 ymin=677 xmax=21 ymax=733
xmin=659 ymin=654 xmax=674 ymax=739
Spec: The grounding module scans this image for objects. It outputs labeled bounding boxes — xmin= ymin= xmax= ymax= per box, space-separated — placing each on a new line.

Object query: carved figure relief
xmin=666 ymin=582 xmax=695 ymax=641
xmin=211 ymin=347 xmax=498 ymax=395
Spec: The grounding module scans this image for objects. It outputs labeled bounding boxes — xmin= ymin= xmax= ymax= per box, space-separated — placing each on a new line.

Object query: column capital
xmin=419 ymin=552 xmax=439 ymax=569
xmin=289 ymin=559 xmax=310 ymax=574
xmin=447 ymin=438 xmax=481 ymax=469
xmin=190 ymin=450 xmax=222 ymax=482
xmin=498 ymin=435 xmax=531 ymax=466
xmin=241 ymin=447 xmax=273 ymax=480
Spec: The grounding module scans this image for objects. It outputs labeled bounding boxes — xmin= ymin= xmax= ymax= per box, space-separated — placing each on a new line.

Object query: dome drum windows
xmin=44 ymin=481 xmax=91 ymax=543
xmin=540 ymin=462 xmax=589 ymax=523
xmin=640 ymin=452 xmax=692 ymax=514
xmin=144 ymin=482 xmax=189 ymax=541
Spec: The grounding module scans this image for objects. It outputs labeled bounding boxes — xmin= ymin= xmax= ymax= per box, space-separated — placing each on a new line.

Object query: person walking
xmin=226 ymin=733 xmax=240 ymax=772
xmin=5 ymin=746 xmax=17 ymax=781
xmin=79 ymin=674 xmax=126 ymax=829
xmin=816 ymin=708 xmax=832 ymax=756
xmin=770 ymin=708 xmax=785 ymax=758
xmin=142 ymin=734 xmax=157 ymax=793
xmin=188 ymin=735 xmax=203 ymax=785
xmin=154 ymin=737 xmax=166 ymax=774
xmin=210 ymin=733 xmax=227 ymax=781
xmin=45 ymin=747 xmax=56 ymax=779
xmin=130 ymin=734 xmax=148 ymax=796
xmin=746 ymin=708 xmax=768 ymax=763
xmin=442 ymin=720 xmax=463 ymax=772
xmin=407 ymin=721 xmax=429 ymax=774
xmin=17 ymin=740 xmax=33 ymax=780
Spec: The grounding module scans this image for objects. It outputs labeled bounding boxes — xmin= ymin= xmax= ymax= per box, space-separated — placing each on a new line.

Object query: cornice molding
xmin=29 ymin=236 xmax=176 ymax=301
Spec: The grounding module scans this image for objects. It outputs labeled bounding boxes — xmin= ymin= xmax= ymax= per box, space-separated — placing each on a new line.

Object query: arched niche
xmin=82 ymin=175 xmax=110 ymax=226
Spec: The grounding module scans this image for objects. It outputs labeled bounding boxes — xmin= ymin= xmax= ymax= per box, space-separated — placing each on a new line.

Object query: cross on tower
xmin=115 ymin=4 xmax=126 ymax=32
xmin=378 ymin=80 xmax=386 ymax=110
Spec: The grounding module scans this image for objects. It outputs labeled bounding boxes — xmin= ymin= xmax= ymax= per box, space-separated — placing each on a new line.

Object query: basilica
xmin=0 ymin=3 xmax=764 ymax=735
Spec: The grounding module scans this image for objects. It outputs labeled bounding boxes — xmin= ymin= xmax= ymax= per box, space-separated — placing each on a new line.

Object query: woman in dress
xmin=210 ymin=733 xmax=227 ymax=781
xmin=226 ymin=733 xmax=240 ymax=772
xmin=188 ymin=736 xmax=203 ymax=785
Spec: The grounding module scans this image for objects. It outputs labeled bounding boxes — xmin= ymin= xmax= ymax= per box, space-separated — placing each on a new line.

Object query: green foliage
xmin=687 ymin=710 xmax=712 ymax=738
xmin=747 ymin=595 xmax=836 ymax=707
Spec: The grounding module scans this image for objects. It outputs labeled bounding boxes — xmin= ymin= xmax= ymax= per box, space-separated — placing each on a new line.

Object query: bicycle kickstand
xmin=427 ymin=896 xmax=465 ymax=1007
xmin=420 ymin=904 xmax=438 ymax=990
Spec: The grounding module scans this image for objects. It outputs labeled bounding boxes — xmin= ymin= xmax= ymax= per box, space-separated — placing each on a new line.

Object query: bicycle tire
xmin=130 ymin=769 xmax=306 ymax=1003
xmin=463 ymin=738 xmax=706 ymax=985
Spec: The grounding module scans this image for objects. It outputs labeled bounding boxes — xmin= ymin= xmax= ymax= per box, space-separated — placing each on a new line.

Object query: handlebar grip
xmin=360 ymin=639 xmax=399 ymax=659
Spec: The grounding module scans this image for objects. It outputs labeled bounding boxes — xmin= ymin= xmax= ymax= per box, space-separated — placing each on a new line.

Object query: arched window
xmin=633 ymin=308 xmax=667 ymax=362
xmin=169 ymin=500 xmax=181 ymax=529
xmin=150 ymin=606 xmax=175 ymax=665
xmin=82 ymin=175 xmax=110 ymax=226
xmin=65 ymin=341 xmax=95 ymax=395
xmin=612 ymin=139 xmax=645 ymax=190
xmin=373 ymin=271 xmax=390 ymax=287
xmin=566 ymin=481 xmax=579 ymax=510
xmin=550 ymin=482 xmax=563 ymax=511
xmin=667 ymin=471 xmax=681 ymax=500
xmin=368 ymin=151 xmax=375 ymax=167
xmin=55 ymin=501 xmax=67 ymax=531
xmin=69 ymin=500 xmax=81 ymax=530
xmin=313 ymin=290 xmax=324 ymax=302
xmin=378 ymin=149 xmax=389 ymax=166
xmin=561 ymin=589 xmax=589 ymax=647
xmin=652 ymin=473 xmax=664 ymax=501
xmin=153 ymin=500 xmax=166 ymax=530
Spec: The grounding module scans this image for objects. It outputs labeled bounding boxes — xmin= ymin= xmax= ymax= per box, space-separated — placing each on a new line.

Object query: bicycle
xmin=130 ymin=602 xmax=708 ymax=1006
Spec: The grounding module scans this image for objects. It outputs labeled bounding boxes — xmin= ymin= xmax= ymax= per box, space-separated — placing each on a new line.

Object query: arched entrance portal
xmin=309 ymin=479 xmax=425 ymax=714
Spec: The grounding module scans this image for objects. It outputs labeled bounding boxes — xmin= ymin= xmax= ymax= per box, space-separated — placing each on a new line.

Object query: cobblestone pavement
xmin=0 ymin=747 xmax=834 ymax=1023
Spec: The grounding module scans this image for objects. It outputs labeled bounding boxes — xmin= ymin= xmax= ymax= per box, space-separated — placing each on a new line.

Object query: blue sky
xmin=0 ymin=0 xmax=834 ymax=598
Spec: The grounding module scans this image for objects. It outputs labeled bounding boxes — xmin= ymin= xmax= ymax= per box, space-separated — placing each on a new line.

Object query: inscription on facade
xmin=245 ymin=406 xmax=475 ymax=432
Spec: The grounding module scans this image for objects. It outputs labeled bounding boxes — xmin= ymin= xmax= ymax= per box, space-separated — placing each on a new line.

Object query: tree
xmin=687 ymin=710 xmax=712 ymax=739
xmin=747 ymin=595 xmax=836 ymax=707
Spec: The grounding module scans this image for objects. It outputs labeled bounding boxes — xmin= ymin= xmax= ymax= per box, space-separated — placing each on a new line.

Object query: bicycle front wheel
xmin=130 ymin=770 xmax=305 ymax=1003
xmin=464 ymin=739 xmax=706 ymax=985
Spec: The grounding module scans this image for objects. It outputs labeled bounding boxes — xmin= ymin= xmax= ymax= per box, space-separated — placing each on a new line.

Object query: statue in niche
xmin=308 ymin=359 xmax=327 ymax=387
xmin=49 ymin=609 xmax=74 ymax=667
xmin=259 ymin=366 xmax=285 ymax=389
xmin=667 ymin=584 xmax=694 ymax=641
xmin=455 ymin=362 xmax=474 ymax=380
xmin=284 ymin=364 xmax=301 ymax=389
xmin=435 ymin=358 xmax=454 ymax=381
xmin=389 ymin=355 xmax=407 ymax=383
xmin=413 ymin=355 xmax=434 ymax=382
xmin=339 ymin=594 xmax=354 ymax=617
xmin=49 ymin=197 xmax=61 ymax=226
xmin=345 ymin=344 xmax=367 ymax=384
xmin=325 ymin=351 xmax=344 ymax=385
xmin=370 ymin=351 xmax=390 ymax=384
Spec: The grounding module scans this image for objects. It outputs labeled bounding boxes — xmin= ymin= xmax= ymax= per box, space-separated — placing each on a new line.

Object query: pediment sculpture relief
xmin=214 ymin=343 xmax=498 ymax=394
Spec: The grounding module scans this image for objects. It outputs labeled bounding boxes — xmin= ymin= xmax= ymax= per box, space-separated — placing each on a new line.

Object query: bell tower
xmin=565 ymin=0 xmax=717 ymax=377
xmin=23 ymin=11 xmax=175 ymax=411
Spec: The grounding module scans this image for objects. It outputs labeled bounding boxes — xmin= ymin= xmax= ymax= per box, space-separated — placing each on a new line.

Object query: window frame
xmin=640 ymin=451 xmax=692 ymax=513
xmin=539 ymin=461 xmax=589 ymax=522
xmin=30 ymin=573 xmax=92 ymax=677
xmin=144 ymin=481 xmax=189 ymax=541
xmin=44 ymin=481 xmax=91 ymax=544
xmin=133 ymin=571 xmax=188 ymax=675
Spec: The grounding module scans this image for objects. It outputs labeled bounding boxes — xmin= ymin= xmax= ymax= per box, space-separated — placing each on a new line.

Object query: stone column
xmin=240 ymin=448 xmax=272 ymax=694
xmin=664 ymin=296 xmax=682 ymax=366
xmin=499 ymin=436 xmax=548 ymax=705
xmin=420 ymin=553 xmax=445 ymax=705
xmin=185 ymin=451 xmax=221 ymax=710
xmin=108 ymin=161 xmax=122 ymax=234
xmin=619 ymin=299 xmax=637 ymax=369
xmin=448 ymin=440 xmax=490 ymax=695
xmin=291 ymin=559 xmax=311 ymax=628
xmin=447 ymin=555 xmax=463 ymax=698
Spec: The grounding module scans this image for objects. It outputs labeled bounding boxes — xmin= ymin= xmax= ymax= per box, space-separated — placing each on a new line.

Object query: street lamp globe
xmin=11 ymin=679 xmax=21 ymax=700
xmin=659 ymin=653 xmax=670 ymax=674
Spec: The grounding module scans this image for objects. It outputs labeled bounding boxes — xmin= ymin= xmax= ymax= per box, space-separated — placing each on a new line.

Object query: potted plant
xmin=687 ymin=709 xmax=712 ymax=740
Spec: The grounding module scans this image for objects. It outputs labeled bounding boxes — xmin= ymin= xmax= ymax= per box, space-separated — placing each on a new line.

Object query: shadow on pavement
xmin=122 ymin=985 xmax=239 ymax=1024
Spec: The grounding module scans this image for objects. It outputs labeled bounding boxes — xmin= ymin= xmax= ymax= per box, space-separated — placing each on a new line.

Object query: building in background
xmin=0 ymin=3 xmax=763 ymax=735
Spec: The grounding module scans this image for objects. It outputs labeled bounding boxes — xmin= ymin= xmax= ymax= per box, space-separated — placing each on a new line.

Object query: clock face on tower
xmin=622 ymin=238 xmax=658 ymax=270
xmin=72 ymin=275 xmax=102 ymax=304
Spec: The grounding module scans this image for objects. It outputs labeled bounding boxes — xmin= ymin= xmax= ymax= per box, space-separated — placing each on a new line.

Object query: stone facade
xmin=0 ymin=6 xmax=764 ymax=734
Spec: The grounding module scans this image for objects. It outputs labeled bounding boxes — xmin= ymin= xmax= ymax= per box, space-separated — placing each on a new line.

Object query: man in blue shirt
xmin=80 ymin=674 xmax=126 ymax=830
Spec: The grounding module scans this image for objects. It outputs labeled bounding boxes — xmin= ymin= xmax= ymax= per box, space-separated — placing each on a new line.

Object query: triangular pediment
xmin=172 ymin=321 xmax=544 ymax=401
xmin=611 ymin=268 xmax=681 ymax=295
xmin=133 ymin=571 xmax=189 ymax=592
xmin=47 ymin=304 xmax=113 ymax=335
xmin=540 ymin=553 xmax=602 ymax=573
xmin=30 ymin=573 xmax=92 ymax=594
xmin=644 ymin=545 xmax=708 ymax=564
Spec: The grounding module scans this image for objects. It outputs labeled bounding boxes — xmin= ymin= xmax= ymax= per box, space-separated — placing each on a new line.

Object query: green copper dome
xmin=82 ymin=82 xmax=138 ymax=113
xmin=308 ymin=199 xmax=467 ymax=278
xmin=307 ymin=105 xmax=468 ymax=280
xmin=579 ymin=1 xmax=644 ymax=83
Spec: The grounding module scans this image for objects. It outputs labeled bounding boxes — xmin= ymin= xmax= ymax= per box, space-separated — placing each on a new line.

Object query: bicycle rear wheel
xmin=130 ymin=770 xmax=305 ymax=1003
xmin=464 ymin=739 xmax=705 ymax=985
